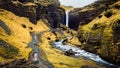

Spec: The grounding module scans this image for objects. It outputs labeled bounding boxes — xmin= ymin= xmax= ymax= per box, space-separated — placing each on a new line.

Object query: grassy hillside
xmin=0 ymin=9 xmax=49 ymax=62
xmin=0 ymin=9 xmax=103 ymax=68
xmin=78 ymin=1 xmax=120 ymax=64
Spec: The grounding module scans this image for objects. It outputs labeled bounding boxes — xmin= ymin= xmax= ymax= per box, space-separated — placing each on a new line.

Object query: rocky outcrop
xmin=0 ymin=0 xmax=65 ymax=28
xmin=69 ymin=0 xmax=117 ymax=30
xmin=77 ymin=0 xmax=120 ymax=65
xmin=64 ymin=49 xmax=75 ymax=56
xmin=78 ymin=26 xmax=120 ymax=65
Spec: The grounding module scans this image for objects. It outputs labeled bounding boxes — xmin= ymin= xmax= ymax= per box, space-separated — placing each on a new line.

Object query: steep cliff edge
xmin=69 ymin=0 xmax=118 ymax=30
xmin=0 ymin=0 xmax=65 ymax=28
xmin=78 ymin=0 xmax=120 ymax=65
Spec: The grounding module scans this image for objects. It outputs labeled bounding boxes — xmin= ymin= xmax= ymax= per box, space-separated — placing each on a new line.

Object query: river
xmin=51 ymin=36 xmax=120 ymax=68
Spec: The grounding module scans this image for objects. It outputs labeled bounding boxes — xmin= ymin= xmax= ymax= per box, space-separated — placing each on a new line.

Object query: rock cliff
xmin=0 ymin=0 xmax=65 ymax=28
xmin=77 ymin=0 xmax=120 ymax=65
xmin=69 ymin=0 xmax=117 ymax=30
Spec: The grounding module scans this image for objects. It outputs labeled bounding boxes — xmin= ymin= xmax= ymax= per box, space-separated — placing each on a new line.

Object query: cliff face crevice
xmin=0 ymin=0 xmax=65 ymax=28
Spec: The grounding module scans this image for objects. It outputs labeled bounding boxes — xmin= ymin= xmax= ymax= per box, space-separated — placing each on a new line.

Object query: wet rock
xmin=64 ymin=49 xmax=75 ymax=56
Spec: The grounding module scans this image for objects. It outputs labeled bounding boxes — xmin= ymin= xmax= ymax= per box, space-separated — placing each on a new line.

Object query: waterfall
xmin=66 ymin=11 xmax=69 ymax=27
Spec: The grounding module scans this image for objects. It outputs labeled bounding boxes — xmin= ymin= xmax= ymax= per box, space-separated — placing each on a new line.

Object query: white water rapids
xmin=51 ymin=37 xmax=119 ymax=68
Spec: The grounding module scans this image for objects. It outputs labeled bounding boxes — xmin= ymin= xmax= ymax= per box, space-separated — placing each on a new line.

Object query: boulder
xmin=64 ymin=49 xmax=75 ymax=56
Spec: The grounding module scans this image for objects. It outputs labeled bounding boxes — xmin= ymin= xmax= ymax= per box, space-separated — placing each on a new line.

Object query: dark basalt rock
xmin=45 ymin=5 xmax=65 ymax=28
xmin=69 ymin=7 xmax=106 ymax=30
xmin=0 ymin=0 xmax=65 ymax=28
xmin=104 ymin=11 xmax=113 ymax=18
xmin=78 ymin=20 xmax=120 ymax=65
xmin=64 ymin=49 xmax=75 ymax=56
xmin=69 ymin=0 xmax=116 ymax=30
xmin=21 ymin=24 xmax=27 ymax=28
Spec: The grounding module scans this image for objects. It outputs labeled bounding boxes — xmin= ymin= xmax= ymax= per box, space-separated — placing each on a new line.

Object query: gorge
xmin=0 ymin=0 xmax=120 ymax=68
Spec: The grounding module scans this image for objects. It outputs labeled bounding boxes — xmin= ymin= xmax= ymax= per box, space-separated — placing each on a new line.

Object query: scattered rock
xmin=21 ymin=24 xmax=26 ymax=28
xmin=29 ymin=26 xmax=33 ymax=30
xmin=64 ymin=49 xmax=75 ymax=56
xmin=104 ymin=11 xmax=113 ymax=18
xmin=114 ymin=4 xmax=120 ymax=9
xmin=47 ymin=37 xmax=51 ymax=40
xmin=98 ymin=15 xmax=102 ymax=18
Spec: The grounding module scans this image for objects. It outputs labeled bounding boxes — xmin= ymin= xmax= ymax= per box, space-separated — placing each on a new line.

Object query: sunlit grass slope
xmin=40 ymin=32 xmax=101 ymax=68
xmin=0 ymin=9 xmax=49 ymax=62
xmin=0 ymin=9 xmax=102 ymax=68
xmin=79 ymin=1 xmax=120 ymax=61
xmin=81 ymin=1 xmax=120 ymax=36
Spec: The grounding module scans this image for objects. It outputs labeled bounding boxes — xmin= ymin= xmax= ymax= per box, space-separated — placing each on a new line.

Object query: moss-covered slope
xmin=78 ymin=1 xmax=120 ymax=65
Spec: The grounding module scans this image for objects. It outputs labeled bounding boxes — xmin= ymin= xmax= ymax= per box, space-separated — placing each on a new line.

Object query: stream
xmin=51 ymin=36 xmax=120 ymax=68
xmin=27 ymin=31 xmax=120 ymax=68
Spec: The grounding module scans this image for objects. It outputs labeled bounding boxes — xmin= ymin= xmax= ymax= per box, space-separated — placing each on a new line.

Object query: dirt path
xmin=28 ymin=32 xmax=54 ymax=68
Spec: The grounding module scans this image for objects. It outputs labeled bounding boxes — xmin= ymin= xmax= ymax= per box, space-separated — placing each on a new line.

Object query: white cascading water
xmin=51 ymin=37 xmax=116 ymax=67
xmin=66 ymin=11 xmax=69 ymax=27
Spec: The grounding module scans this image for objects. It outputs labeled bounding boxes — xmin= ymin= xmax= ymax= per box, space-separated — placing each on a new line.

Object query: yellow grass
xmin=40 ymin=33 xmax=101 ymax=68
xmin=0 ymin=9 xmax=49 ymax=62
xmin=0 ymin=9 xmax=103 ymax=68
